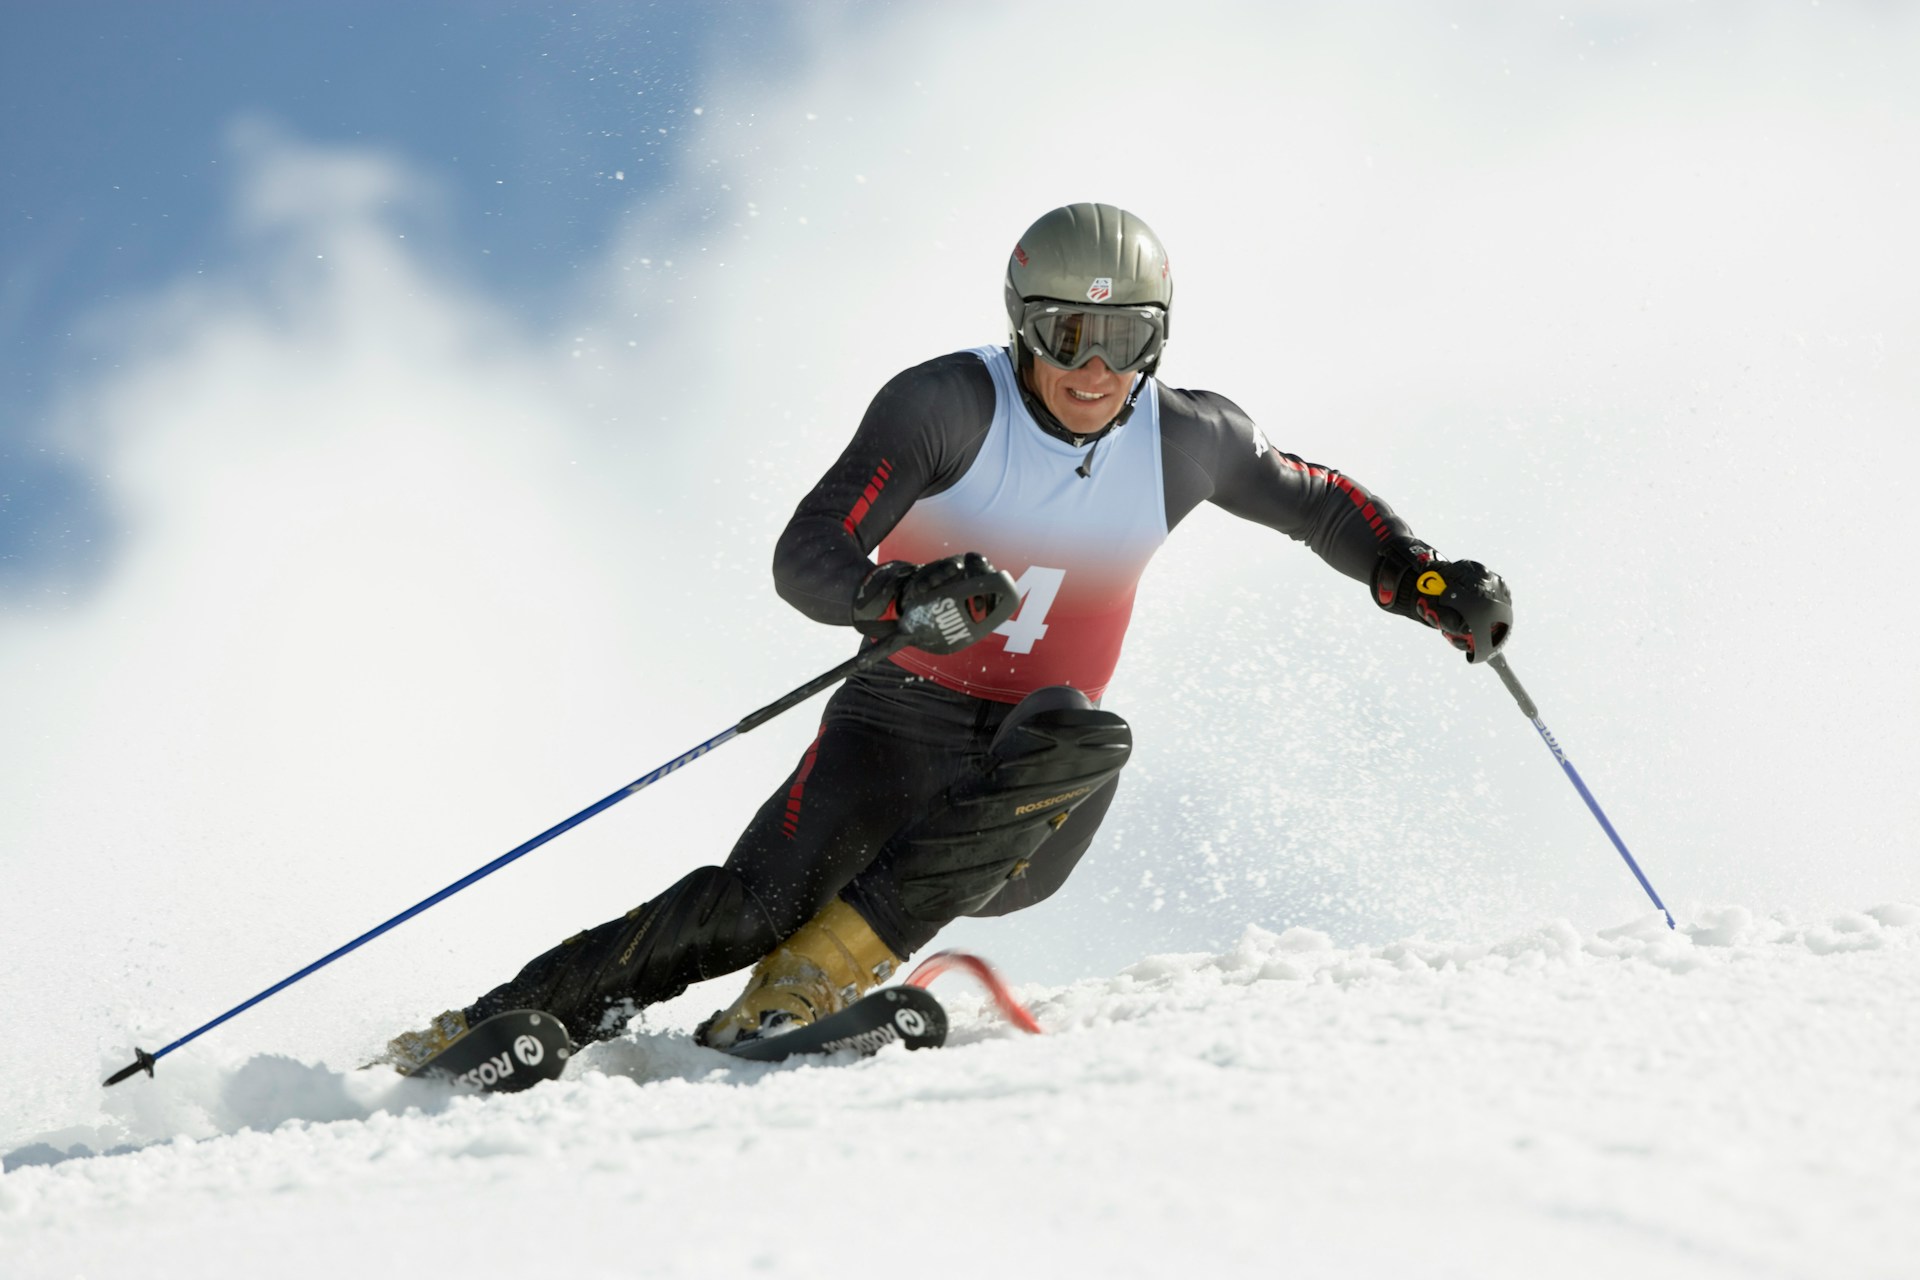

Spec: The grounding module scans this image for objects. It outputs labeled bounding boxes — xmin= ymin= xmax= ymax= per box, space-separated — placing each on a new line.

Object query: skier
xmin=387 ymin=202 xmax=1512 ymax=1066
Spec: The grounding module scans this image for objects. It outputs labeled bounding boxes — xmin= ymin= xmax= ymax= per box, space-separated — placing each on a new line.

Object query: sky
xmin=3 ymin=0 xmax=1919 ymax=1097
xmin=2 ymin=1 xmax=772 ymax=591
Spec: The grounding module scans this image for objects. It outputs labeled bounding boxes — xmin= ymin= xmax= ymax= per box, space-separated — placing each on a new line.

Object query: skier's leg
xmin=465 ymin=684 xmax=1121 ymax=1054
xmin=843 ymin=685 xmax=1131 ymax=957
xmin=695 ymin=895 xmax=907 ymax=1048
xmin=460 ymin=864 xmax=782 ymax=1044
xmin=698 ymin=671 xmax=1039 ymax=1048
xmin=459 ymin=710 xmax=952 ymax=1046
xmin=393 ymin=674 xmax=978 ymax=1059
xmin=693 ymin=683 xmax=994 ymax=1047
xmin=718 ymin=713 xmax=964 ymax=939
xmin=961 ymin=772 xmax=1119 ymax=918
xmin=383 ymin=864 xmax=781 ymax=1065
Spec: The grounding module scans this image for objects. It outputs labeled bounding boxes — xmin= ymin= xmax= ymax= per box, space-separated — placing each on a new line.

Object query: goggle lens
xmin=1021 ymin=303 xmax=1164 ymax=374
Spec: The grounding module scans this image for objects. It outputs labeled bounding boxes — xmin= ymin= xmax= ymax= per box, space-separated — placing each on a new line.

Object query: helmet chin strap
xmin=1011 ymin=343 xmax=1149 ymax=461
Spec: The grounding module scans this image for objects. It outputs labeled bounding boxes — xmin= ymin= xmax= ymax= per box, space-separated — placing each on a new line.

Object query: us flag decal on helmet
xmin=1087 ymin=277 xmax=1112 ymax=302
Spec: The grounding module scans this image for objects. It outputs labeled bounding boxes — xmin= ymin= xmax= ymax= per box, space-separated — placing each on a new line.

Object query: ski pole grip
xmin=1489 ymin=654 xmax=1538 ymax=719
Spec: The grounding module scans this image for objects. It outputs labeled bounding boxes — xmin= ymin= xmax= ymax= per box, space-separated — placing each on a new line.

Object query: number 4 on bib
xmin=994 ymin=565 xmax=1065 ymax=654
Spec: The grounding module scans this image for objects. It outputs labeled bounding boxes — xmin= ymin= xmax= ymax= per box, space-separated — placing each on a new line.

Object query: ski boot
xmin=697 ymin=898 xmax=903 ymax=1049
xmin=380 ymin=1009 xmax=471 ymax=1073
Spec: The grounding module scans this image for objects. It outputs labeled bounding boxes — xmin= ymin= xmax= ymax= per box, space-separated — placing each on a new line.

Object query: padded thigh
xmin=882 ymin=702 xmax=1131 ymax=922
xmin=723 ymin=668 xmax=1133 ymax=958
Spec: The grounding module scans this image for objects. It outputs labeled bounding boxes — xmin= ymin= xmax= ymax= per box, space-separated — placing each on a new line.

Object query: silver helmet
xmin=1004 ymin=203 xmax=1173 ymax=375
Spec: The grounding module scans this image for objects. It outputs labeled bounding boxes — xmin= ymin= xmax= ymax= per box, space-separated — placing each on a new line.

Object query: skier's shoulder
xmin=844 ymin=350 xmax=999 ymax=496
xmin=1154 ymin=380 xmax=1261 ymax=459
xmin=869 ymin=348 xmax=998 ymax=420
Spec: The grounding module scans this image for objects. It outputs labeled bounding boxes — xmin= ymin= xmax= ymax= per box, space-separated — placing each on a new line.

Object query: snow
xmin=5 ymin=904 xmax=1915 ymax=1279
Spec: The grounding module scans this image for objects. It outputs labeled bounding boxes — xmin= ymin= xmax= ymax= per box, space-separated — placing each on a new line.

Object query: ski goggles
xmin=1018 ymin=300 xmax=1166 ymax=374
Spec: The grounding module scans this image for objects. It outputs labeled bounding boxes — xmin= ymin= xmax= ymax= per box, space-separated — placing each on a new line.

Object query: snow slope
xmin=4 ymin=903 xmax=1914 ymax=1279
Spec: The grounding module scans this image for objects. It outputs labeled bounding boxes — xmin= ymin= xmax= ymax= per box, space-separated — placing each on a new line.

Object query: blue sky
xmin=2 ymin=1 xmax=801 ymax=594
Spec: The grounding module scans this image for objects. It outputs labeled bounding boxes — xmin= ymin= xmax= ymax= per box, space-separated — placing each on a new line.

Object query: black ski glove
xmin=852 ymin=553 xmax=1021 ymax=655
xmin=1372 ymin=535 xmax=1513 ymax=664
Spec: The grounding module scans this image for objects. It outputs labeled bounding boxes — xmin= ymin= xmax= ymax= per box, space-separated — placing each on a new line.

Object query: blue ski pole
xmin=1489 ymin=653 xmax=1675 ymax=930
xmin=104 ymin=635 xmax=912 ymax=1086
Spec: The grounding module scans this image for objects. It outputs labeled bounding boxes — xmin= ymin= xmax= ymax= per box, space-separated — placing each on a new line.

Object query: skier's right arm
xmin=772 ymin=353 xmax=996 ymax=626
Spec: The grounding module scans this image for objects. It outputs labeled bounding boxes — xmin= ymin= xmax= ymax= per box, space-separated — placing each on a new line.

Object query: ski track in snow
xmin=3 ymin=904 xmax=1916 ymax=1280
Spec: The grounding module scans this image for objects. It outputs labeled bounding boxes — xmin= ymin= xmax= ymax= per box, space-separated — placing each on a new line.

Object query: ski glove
xmin=1373 ymin=535 xmax=1514 ymax=664
xmin=853 ymin=553 xmax=1021 ymax=655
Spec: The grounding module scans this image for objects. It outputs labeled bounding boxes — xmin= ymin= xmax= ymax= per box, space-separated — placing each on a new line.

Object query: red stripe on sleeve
xmin=841 ymin=458 xmax=895 ymax=537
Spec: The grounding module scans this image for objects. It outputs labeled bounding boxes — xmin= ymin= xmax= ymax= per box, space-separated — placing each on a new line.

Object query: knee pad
xmin=891 ymin=687 xmax=1131 ymax=921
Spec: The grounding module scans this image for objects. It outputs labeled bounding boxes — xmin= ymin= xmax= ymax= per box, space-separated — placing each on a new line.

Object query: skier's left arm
xmin=1159 ymin=387 xmax=1513 ymax=662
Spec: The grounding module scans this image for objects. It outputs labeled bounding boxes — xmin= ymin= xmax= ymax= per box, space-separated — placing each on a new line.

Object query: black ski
xmin=723 ymin=985 xmax=947 ymax=1062
xmin=403 ymin=1009 xmax=573 ymax=1092
xmin=396 ymin=988 xmax=942 ymax=1089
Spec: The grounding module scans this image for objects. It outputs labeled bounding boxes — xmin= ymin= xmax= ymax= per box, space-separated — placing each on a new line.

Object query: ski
xmin=393 ymin=987 xmax=944 ymax=1090
xmin=402 ymin=1009 xmax=573 ymax=1093
xmin=905 ymin=949 xmax=1043 ymax=1034
xmin=723 ymin=985 xmax=947 ymax=1062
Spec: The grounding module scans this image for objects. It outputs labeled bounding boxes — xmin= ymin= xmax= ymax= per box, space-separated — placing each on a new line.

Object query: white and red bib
xmin=878 ymin=346 xmax=1168 ymax=702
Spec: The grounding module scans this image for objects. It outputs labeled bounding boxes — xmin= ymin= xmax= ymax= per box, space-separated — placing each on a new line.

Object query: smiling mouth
xmin=1066 ymin=388 xmax=1105 ymax=401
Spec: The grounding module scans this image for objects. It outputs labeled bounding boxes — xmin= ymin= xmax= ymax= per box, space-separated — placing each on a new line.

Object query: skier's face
xmin=1026 ymin=354 xmax=1134 ymax=438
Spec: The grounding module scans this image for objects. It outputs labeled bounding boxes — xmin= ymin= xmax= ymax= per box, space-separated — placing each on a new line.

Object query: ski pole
xmin=105 ymin=635 xmax=912 ymax=1086
xmin=1488 ymin=653 xmax=1675 ymax=929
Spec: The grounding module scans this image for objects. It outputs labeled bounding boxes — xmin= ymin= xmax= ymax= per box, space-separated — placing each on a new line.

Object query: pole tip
xmin=103 ymin=1048 xmax=156 ymax=1087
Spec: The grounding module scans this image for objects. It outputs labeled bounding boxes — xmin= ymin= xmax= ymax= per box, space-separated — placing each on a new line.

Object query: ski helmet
xmin=1004 ymin=203 xmax=1173 ymax=376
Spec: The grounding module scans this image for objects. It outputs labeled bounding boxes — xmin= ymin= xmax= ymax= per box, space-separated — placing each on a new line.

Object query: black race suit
xmin=467 ymin=348 xmax=1415 ymax=1041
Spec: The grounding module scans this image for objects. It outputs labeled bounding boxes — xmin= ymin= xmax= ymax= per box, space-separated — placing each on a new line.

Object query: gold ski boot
xmin=697 ymin=898 xmax=903 ymax=1049
xmin=381 ymin=1009 xmax=471 ymax=1074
